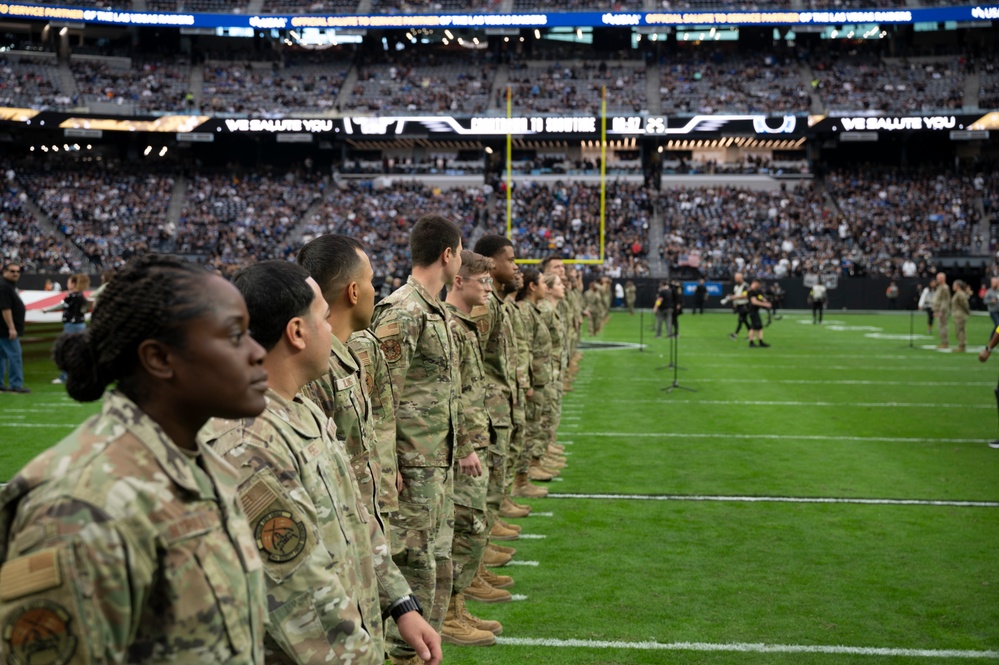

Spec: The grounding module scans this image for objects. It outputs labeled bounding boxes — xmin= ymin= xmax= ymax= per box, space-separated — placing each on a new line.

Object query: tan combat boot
xmin=441 ymin=594 xmax=497 ymax=645
xmin=496 ymin=518 xmax=522 ymax=534
xmin=465 ymin=572 xmax=513 ymax=603
xmin=548 ymin=443 xmax=565 ymax=454
xmin=512 ymin=472 xmax=548 ymax=498
xmin=481 ymin=546 xmax=512 ymax=567
xmin=478 ymin=563 xmax=514 ymax=590
xmin=457 ymin=592 xmax=503 ymax=635
xmin=528 ymin=462 xmax=555 ymax=481
xmin=500 ymin=496 xmax=532 ymax=518
xmin=489 ymin=520 xmax=519 ymax=541
xmin=542 ymin=453 xmax=566 ymax=469
xmin=487 ymin=541 xmax=516 ymax=556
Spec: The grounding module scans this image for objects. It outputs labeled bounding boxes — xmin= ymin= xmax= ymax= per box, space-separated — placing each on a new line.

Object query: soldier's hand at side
xmin=980 ymin=349 xmax=991 ymax=363
xmin=459 ymin=451 xmax=482 ymax=477
xmin=396 ymin=471 xmax=404 ymax=492
xmin=396 ymin=612 xmax=443 ymax=665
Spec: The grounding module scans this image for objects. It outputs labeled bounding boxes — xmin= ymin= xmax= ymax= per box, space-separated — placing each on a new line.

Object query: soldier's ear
xmin=285 ymin=317 xmax=307 ymax=351
xmin=346 ymin=281 xmax=359 ymax=306
xmin=137 ymin=339 xmax=174 ymax=380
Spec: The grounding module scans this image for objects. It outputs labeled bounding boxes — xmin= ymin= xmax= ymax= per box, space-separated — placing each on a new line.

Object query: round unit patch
xmin=4 ymin=600 xmax=78 ymax=665
xmin=381 ymin=339 xmax=402 ymax=363
xmin=254 ymin=510 xmax=307 ymax=563
xmin=476 ymin=318 xmax=490 ymax=335
xmin=364 ymin=372 xmax=374 ymax=394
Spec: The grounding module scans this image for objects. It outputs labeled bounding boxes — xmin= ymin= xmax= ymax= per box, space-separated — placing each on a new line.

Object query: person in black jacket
xmin=44 ymin=273 xmax=91 ymax=384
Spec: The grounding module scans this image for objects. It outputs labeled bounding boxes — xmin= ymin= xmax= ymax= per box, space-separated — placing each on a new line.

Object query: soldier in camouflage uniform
xmin=505 ymin=272 xmax=548 ymax=499
xmin=540 ymin=273 xmax=569 ymax=474
xmin=584 ymin=279 xmax=604 ymax=335
xmin=440 ymin=250 xmax=510 ymax=646
xmin=472 ymin=235 xmax=532 ymax=520
xmin=370 ymin=215 xmax=464 ymax=664
xmin=206 ymin=261 xmax=441 ymax=665
xmin=0 ymin=254 xmax=269 ymax=664
xmin=516 ymin=269 xmax=556 ymax=483
xmin=296 ymin=235 xmax=385 ymax=527
xmin=349 ymin=329 xmax=400 ymax=523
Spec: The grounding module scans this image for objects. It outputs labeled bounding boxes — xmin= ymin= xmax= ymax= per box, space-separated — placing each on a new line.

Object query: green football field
xmin=3 ymin=310 xmax=998 ymax=663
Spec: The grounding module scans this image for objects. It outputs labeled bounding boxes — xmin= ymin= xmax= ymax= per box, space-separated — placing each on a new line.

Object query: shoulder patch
xmin=0 ymin=548 xmax=62 ymax=602
xmin=254 ymin=510 xmax=307 ymax=564
xmin=477 ymin=318 xmax=490 ymax=335
xmin=3 ymin=599 xmax=77 ymax=665
xmin=354 ymin=349 xmax=372 ymax=367
xmin=381 ymin=339 xmax=402 ymax=363
xmin=375 ymin=322 xmax=401 ymax=339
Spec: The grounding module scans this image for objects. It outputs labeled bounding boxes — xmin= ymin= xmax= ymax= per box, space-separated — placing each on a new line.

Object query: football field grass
xmin=3 ymin=311 xmax=998 ymax=663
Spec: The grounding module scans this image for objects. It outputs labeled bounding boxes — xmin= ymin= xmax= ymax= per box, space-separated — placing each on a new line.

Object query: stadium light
xmin=485 ymin=146 xmax=494 ymax=154
xmin=144 ymin=146 xmax=152 ymax=156
xmin=534 ymin=29 xmax=541 ymax=39
xmin=159 ymin=147 xmax=168 ymax=157
xmin=445 ymin=30 xmax=454 ymax=39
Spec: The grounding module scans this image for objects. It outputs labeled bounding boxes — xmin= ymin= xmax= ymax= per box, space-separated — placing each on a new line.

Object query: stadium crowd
xmin=495 ymin=180 xmax=652 ymax=275
xmin=3 ymin=41 xmax=991 ymax=117
xmin=4 ymin=162 xmax=995 ymax=282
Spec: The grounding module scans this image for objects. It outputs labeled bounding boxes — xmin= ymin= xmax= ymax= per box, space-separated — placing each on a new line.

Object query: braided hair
xmin=53 ymin=254 xmax=211 ymax=403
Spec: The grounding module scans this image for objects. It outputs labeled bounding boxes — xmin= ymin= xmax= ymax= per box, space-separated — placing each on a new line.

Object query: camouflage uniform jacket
xmin=519 ymin=300 xmax=553 ymax=388
xmin=205 ymin=390 xmax=411 ymax=665
xmin=508 ymin=296 xmax=532 ymax=394
xmin=370 ymin=276 xmax=460 ymax=468
xmin=302 ymin=334 xmax=381 ymax=521
xmin=472 ymin=290 xmax=516 ymax=428
xmin=539 ymin=299 xmax=566 ymax=382
xmin=349 ymin=329 xmax=400 ymax=515
xmin=445 ymin=304 xmax=490 ymax=458
xmin=0 ymin=390 xmax=267 ymax=665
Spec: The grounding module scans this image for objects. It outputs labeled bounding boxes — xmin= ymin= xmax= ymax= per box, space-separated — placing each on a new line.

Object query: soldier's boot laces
xmin=442 ymin=594 xmax=497 ymax=646
xmin=496 ymin=517 xmax=522 ymax=534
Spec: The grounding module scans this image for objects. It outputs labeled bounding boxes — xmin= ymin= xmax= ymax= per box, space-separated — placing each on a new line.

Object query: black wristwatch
xmin=385 ymin=594 xmax=424 ymax=622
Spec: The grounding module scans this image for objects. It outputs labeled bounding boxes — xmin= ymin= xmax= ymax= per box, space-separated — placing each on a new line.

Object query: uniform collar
xmin=407 ymin=275 xmax=448 ymax=317
xmin=445 ymin=302 xmax=476 ymax=327
xmin=330 ymin=334 xmax=359 ymax=373
xmin=264 ymin=388 xmax=324 ymax=440
xmin=102 ymin=390 xmax=211 ymax=496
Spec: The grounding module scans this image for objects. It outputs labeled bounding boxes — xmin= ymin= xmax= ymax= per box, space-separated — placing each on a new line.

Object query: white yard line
xmin=547 ymin=493 xmax=999 ymax=508
xmin=568 ymin=432 xmax=989 ymax=444
xmin=495 ymin=637 xmax=999 ymax=658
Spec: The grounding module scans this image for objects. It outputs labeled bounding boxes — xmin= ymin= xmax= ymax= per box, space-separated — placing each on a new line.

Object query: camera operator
xmin=747 ymin=278 xmax=772 ymax=348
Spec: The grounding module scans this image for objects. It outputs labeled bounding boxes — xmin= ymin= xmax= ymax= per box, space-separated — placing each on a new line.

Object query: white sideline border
xmin=548 ymin=493 xmax=999 ymax=508
xmin=495 ymin=637 xmax=999 ymax=659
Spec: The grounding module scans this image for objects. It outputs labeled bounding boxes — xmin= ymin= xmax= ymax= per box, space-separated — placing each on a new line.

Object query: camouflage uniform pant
xmin=546 ymin=380 xmax=563 ymax=446
xmin=451 ymin=452 xmax=490 ymax=593
xmin=485 ymin=425 xmax=511 ymax=526
xmin=525 ymin=392 xmax=550 ymax=461
xmin=386 ymin=466 xmax=454 ymax=658
xmin=509 ymin=393 xmax=528 ymax=477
